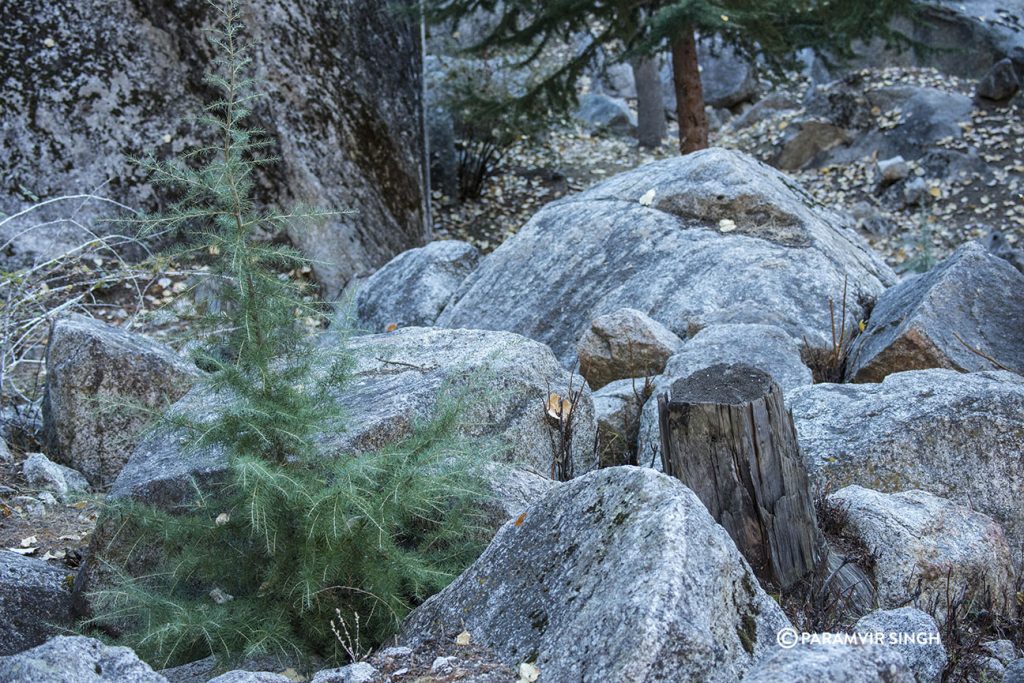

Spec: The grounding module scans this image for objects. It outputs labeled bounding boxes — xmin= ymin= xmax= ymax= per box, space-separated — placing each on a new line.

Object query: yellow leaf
xmin=385 ymin=323 xmax=398 ymax=333
xmin=720 ymin=14 xmax=729 ymax=22
xmin=858 ymin=320 xmax=867 ymax=332
xmin=928 ymin=186 xmax=942 ymax=198
xmin=514 ymin=512 xmax=527 ymax=527
xmin=456 ymin=630 xmax=472 ymax=646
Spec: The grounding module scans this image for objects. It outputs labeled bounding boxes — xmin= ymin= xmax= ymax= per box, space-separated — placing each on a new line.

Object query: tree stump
xmin=658 ymin=363 xmax=825 ymax=590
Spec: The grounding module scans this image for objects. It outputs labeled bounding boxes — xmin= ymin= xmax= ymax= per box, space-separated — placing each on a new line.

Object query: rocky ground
xmin=4 ymin=2 xmax=1024 ymax=682
xmin=435 ymin=65 xmax=1024 ymax=274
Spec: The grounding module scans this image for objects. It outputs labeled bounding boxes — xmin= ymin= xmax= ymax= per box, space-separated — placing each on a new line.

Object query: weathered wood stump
xmin=658 ymin=363 xmax=825 ymax=590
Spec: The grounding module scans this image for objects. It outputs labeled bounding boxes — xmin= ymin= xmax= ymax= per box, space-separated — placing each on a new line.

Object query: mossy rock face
xmin=401 ymin=467 xmax=791 ymax=683
xmin=788 ymin=369 xmax=1024 ymax=547
xmin=1 ymin=0 xmax=426 ymax=294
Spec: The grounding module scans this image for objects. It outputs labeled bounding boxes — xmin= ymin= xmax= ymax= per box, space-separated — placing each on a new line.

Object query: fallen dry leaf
xmin=546 ymin=393 xmax=572 ymax=420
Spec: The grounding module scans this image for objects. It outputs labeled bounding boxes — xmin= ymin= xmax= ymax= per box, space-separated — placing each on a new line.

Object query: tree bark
xmin=631 ymin=55 xmax=666 ymax=148
xmin=670 ymin=27 xmax=709 ymax=154
xmin=658 ymin=363 xmax=825 ymax=590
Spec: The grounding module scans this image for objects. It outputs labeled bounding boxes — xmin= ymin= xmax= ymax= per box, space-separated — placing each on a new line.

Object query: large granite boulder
xmin=0 ymin=552 xmax=74 ymax=656
xmin=42 ymin=314 xmax=199 ymax=487
xmin=977 ymin=57 xmax=1022 ymax=101
xmin=401 ymin=467 xmax=791 ymax=682
xmin=1 ymin=0 xmax=426 ymax=294
xmin=0 ymin=635 xmax=166 ymax=682
xmin=853 ymin=608 xmax=945 ymax=683
xmin=741 ymin=642 xmax=913 ymax=683
xmin=797 ymin=81 xmax=974 ymax=168
xmin=354 ymin=240 xmax=479 ymax=333
xmin=574 ymin=93 xmax=637 ymax=135
xmin=847 ymin=242 xmax=1024 ymax=382
xmin=22 ymin=452 xmax=89 ymax=501
xmin=869 ymin=1 xmax=1024 ymax=79
xmin=637 ymin=324 xmax=813 ymax=471
xmin=827 ymin=486 xmax=1015 ymax=614
xmin=438 ymin=148 xmax=895 ymax=366
xmin=789 ymin=369 xmax=1024 ymax=545
xmin=577 ymin=308 xmax=682 ymax=390
xmin=80 ymin=326 xmax=594 ymax=617
xmin=107 ymin=327 xmax=596 ymax=510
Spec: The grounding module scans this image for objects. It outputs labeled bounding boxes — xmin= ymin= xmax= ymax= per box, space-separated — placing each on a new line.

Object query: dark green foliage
xmin=92 ymin=394 xmax=493 ymax=668
xmin=431 ymin=55 xmax=551 ymax=199
xmin=89 ymin=0 xmax=492 ymax=668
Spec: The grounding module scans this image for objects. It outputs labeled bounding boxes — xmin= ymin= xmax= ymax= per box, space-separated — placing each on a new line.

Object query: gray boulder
xmin=876 ymin=156 xmax=911 ymax=185
xmin=663 ymin=37 xmax=759 ymax=111
xmin=637 ymin=324 xmax=813 ymax=471
xmin=159 ymin=655 xmax=299 ymax=683
xmin=853 ymin=608 xmax=945 ymax=683
xmin=401 ymin=467 xmax=791 ymax=683
xmin=867 ymin=87 xmax=974 ymax=160
xmin=977 ymin=57 xmax=1021 ymax=101
xmin=729 ymin=93 xmax=802 ymax=130
xmin=108 ymin=327 xmax=596 ymax=510
xmin=80 ymin=327 xmax=595 ymax=606
xmin=206 ymin=673 xmax=291 ymax=683
xmin=21 ymin=452 xmax=88 ymax=501
xmin=0 ymin=635 xmax=166 ymax=682
xmin=774 ymin=121 xmax=852 ymax=171
xmin=42 ymin=314 xmax=199 ymax=487
xmin=354 ymin=240 xmax=479 ymax=333
xmin=0 ymin=552 xmax=74 ymax=656
xmin=574 ymin=93 xmax=637 ymax=135
xmin=310 ymin=663 xmax=377 ymax=683
xmin=1 ymin=1 xmax=425 ymax=295
xmin=828 ymin=486 xmax=1014 ymax=614
xmin=577 ymin=308 xmax=682 ymax=390
xmin=741 ymin=642 xmax=913 ymax=683
xmin=799 ymin=82 xmax=973 ymax=166
xmin=438 ymin=148 xmax=895 ymax=366
xmin=874 ymin=2 xmax=1024 ymax=79
xmin=847 ymin=241 xmax=1024 ymax=382
xmin=1008 ymin=659 xmax=1024 ymax=683
xmin=789 ymin=369 xmax=1024 ymax=545
xmin=593 ymin=378 xmax=650 ymax=467
xmin=598 ymin=62 xmax=637 ymax=99
xmin=974 ymin=640 xmax=1021 ymax=681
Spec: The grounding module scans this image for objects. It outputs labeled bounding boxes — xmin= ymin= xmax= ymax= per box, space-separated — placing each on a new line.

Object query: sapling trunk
xmin=671 ymin=27 xmax=709 ymax=154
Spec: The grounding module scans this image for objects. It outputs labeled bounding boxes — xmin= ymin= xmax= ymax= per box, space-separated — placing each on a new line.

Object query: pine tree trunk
xmin=670 ymin=27 xmax=709 ymax=154
xmin=632 ymin=55 xmax=666 ymax=148
xmin=658 ymin=364 xmax=825 ymax=590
